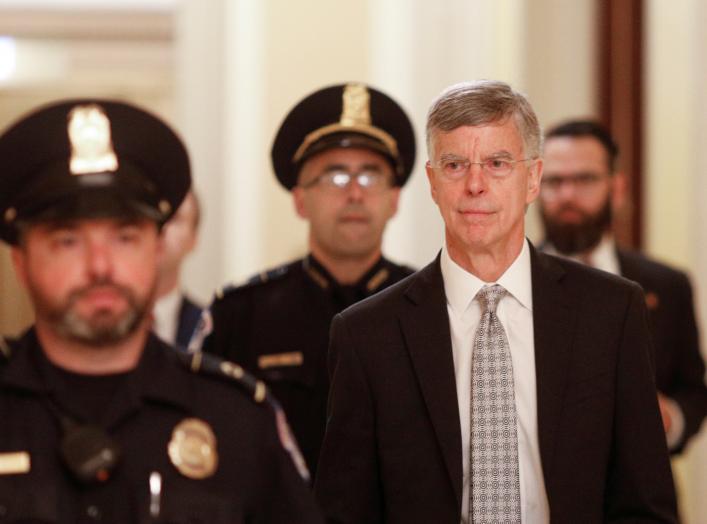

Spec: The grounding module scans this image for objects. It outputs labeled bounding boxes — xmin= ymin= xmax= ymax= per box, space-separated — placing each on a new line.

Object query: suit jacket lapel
xmin=399 ymin=255 xmax=463 ymax=510
xmin=530 ymin=246 xmax=575 ymax=492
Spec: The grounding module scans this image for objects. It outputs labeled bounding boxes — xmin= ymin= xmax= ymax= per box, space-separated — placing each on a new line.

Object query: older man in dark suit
xmin=315 ymin=81 xmax=677 ymax=523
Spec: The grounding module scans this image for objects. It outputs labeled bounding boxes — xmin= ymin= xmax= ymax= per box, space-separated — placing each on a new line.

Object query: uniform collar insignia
xmin=303 ymin=257 xmax=330 ymax=289
xmin=366 ymin=267 xmax=390 ymax=292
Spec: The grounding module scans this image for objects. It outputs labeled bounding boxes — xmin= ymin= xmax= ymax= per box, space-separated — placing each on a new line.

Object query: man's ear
xmin=292 ymin=187 xmax=309 ymax=219
xmin=10 ymin=246 xmax=29 ymax=289
xmin=425 ymin=162 xmax=439 ymax=205
xmin=155 ymin=227 xmax=166 ymax=264
xmin=525 ymin=158 xmax=543 ymax=204
xmin=387 ymin=186 xmax=401 ymax=218
xmin=611 ymin=171 xmax=628 ymax=211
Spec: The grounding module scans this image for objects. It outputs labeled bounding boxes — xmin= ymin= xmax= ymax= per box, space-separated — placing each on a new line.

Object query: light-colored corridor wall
xmin=646 ymin=0 xmax=707 ymax=521
xmin=176 ymin=0 xmax=599 ymax=294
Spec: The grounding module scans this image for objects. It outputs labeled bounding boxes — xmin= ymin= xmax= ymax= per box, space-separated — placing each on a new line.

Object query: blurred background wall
xmin=0 ymin=0 xmax=704 ymax=520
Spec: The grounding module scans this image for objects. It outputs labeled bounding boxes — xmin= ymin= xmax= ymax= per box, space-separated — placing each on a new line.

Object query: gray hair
xmin=425 ymin=80 xmax=542 ymax=159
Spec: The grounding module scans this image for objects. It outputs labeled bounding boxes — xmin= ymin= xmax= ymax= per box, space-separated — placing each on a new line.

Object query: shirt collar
xmin=441 ymin=238 xmax=533 ymax=316
xmin=588 ymin=234 xmax=620 ymax=275
xmin=544 ymin=233 xmax=620 ymax=275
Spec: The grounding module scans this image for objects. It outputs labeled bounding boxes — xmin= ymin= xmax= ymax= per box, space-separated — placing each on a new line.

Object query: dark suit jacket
xmin=176 ymin=294 xmax=203 ymax=349
xmin=618 ymin=249 xmax=707 ymax=452
xmin=315 ymin=247 xmax=676 ymax=523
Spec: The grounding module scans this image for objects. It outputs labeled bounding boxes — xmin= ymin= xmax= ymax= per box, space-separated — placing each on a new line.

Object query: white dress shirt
xmin=441 ymin=239 xmax=550 ymax=524
xmin=152 ymin=287 xmax=182 ymax=346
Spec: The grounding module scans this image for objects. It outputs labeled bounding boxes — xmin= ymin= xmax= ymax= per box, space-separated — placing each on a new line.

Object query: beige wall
xmin=175 ymin=0 xmax=600 ymax=292
xmin=646 ymin=0 xmax=707 ymax=521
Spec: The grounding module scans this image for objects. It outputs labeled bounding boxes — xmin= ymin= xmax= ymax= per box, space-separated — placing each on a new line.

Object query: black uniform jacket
xmin=315 ymin=247 xmax=677 ymax=523
xmin=202 ymin=255 xmax=414 ymax=476
xmin=0 ymin=329 xmax=323 ymax=524
xmin=617 ymin=249 xmax=707 ymax=452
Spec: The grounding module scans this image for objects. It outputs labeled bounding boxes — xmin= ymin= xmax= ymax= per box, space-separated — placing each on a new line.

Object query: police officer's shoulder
xmin=171 ymin=348 xmax=270 ymax=406
xmin=213 ymin=259 xmax=304 ymax=302
xmin=395 ymin=262 xmax=416 ymax=277
xmin=169 ymin=347 xmax=311 ymax=481
xmin=382 ymin=257 xmax=416 ymax=281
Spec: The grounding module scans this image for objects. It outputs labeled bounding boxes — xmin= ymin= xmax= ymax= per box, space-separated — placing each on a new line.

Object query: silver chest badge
xmin=167 ymin=418 xmax=218 ymax=479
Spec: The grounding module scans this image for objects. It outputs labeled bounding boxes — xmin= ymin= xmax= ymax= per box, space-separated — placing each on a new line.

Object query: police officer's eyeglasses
xmin=300 ymin=169 xmax=392 ymax=192
xmin=540 ymin=172 xmax=608 ymax=199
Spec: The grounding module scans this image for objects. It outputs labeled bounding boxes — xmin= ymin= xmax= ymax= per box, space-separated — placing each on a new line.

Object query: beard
xmin=541 ymin=198 xmax=613 ymax=255
xmin=29 ymin=277 xmax=154 ymax=347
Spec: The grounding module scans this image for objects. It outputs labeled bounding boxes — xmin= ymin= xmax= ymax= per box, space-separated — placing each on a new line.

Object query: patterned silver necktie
xmin=470 ymin=284 xmax=521 ymax=523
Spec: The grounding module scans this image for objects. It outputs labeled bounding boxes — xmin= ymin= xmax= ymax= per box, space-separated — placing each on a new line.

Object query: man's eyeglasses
xmin=428 ymin=156 xmax=535 ymax=180
xmin=299 ymin=169 xmax=392 ymax=192
xmin=540 ymin=173 xmax=608 ymax=199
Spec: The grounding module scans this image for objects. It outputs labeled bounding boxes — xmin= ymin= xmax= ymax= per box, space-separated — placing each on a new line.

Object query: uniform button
xmin=85 ymin=505 xmax=102 ymax=520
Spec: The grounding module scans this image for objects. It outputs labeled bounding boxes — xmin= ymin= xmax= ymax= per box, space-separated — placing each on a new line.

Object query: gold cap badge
xmin=340 ymin=83 xmax=372 ymax=126
xmin=167 ymin=418 xmax=218 ymax=479
xmin=293 ymin=83 xmax=399 ymax=164
xmin=68 ymin=104 xmax=119 ymax=175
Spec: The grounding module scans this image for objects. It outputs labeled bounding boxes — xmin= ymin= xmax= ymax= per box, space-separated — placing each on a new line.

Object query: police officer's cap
xmin=271 ymin=83 xmax=416 ymax=191
xmin=0 ymin=99 xmax=191 ymax=244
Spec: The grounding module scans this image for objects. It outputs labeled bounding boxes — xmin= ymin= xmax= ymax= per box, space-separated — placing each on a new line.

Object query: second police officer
xmin=201 ymin=83 xmax=417 ymax=476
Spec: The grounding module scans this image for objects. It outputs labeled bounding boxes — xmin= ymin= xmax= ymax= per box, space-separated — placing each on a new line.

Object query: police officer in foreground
xmin=0 ymin=100 xmax=322 ymax=522
xmin=202 ymin=83 xmax=417 ymax=476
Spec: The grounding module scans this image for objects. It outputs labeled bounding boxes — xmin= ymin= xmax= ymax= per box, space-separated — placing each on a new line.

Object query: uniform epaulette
xmin=174 ymin=350 xmax=310 ymax=482
xmin=213 ymin=264 xmax=294 ymax=302
xmin=213 ymin=282 xmax=239 ymax=301
xmin=246 ymin=263 xmax=292 ymax=286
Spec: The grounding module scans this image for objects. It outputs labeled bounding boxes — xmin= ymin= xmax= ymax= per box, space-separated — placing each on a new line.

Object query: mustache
xmin=552 ymin=203 xmax=591 ymax=217
xmin=66 ymin=279 xmax=135 ymax=306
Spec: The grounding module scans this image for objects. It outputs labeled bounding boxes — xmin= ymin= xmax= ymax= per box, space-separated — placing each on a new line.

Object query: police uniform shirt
xmin=0 ymin=329 xmax=323 ymax=523
xmin=202 ymin=254 xmax=415 ymax=476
